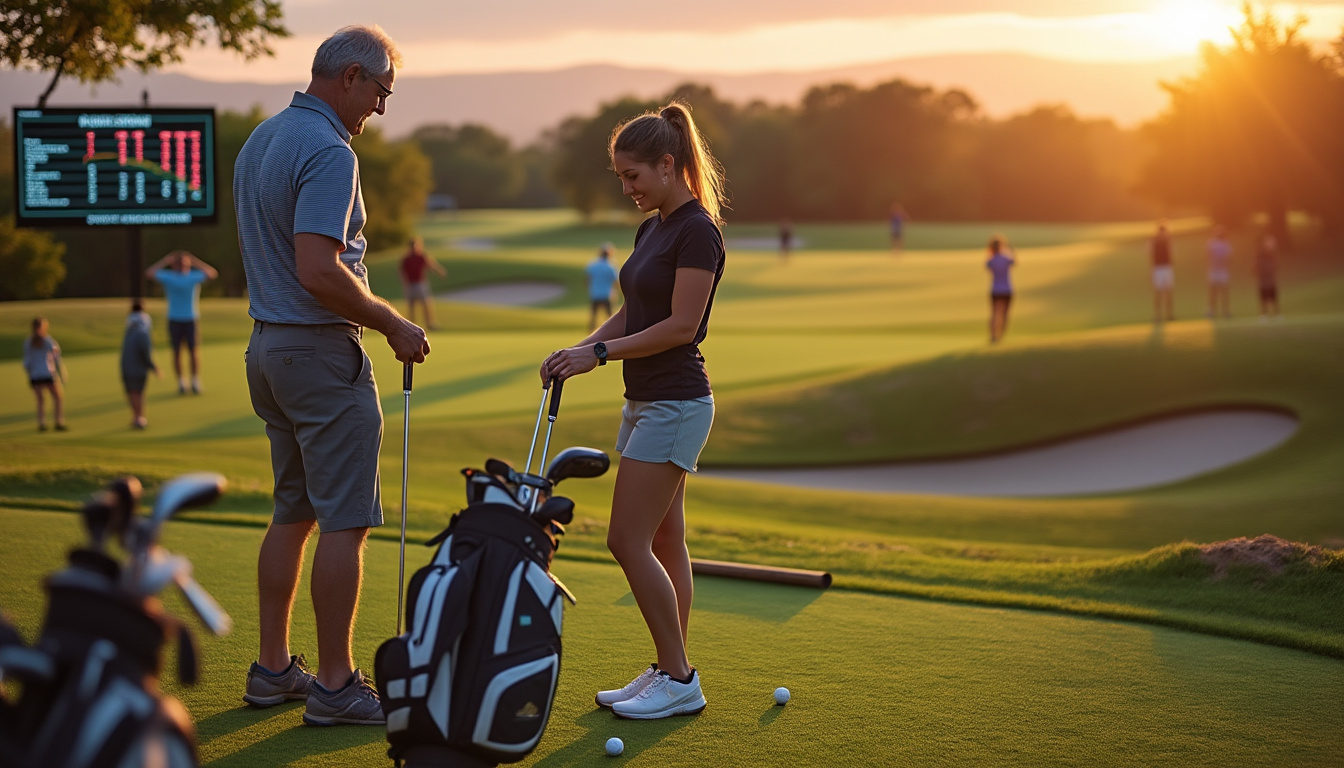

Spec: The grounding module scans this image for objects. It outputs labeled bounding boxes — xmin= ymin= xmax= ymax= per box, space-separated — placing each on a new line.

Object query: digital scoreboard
xmin=13 ymin=107 xmax=217 ymax=227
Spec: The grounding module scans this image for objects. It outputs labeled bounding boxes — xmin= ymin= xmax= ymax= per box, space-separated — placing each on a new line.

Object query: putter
xmin=397 ymin=362 xmax=413 ymax=637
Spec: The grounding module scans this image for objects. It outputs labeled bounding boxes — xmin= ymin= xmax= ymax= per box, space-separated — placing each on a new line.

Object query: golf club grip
xmin=403 ymin=362 xmax=413 ymax=392
xmin=548 ymin=378 xmax=564 ymax=419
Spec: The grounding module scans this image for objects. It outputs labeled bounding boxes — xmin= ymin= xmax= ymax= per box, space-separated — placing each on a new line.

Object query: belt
xmin=254 ymin=320 xmax=362 ymax=338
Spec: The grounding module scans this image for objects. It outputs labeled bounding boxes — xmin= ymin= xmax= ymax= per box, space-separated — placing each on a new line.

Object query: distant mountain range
xmin=2 ymin=53 xmax=1197 ymax=144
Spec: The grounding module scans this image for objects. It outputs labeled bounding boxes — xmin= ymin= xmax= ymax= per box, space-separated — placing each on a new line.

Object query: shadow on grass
xmin=196 ymin=703 xmax=385 ymax=767
xmin=532 ymin=706 xmax=695 ymax=767
xmin=164 ymin=363 xmax=537 ymax=443
xmin=615 ymin=575 xmax=825 ymax=623
xmin=758 ymin=705 xmax=784 ymax=727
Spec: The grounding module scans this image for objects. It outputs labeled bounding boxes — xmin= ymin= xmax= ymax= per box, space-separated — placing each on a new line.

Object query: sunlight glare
xmin=1148 ymin=0 xmax=1239 ymax=52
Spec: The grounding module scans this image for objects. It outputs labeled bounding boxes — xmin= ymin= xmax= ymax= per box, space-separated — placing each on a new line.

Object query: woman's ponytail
xmin=611 ymin=102 xmax=728 ymax=223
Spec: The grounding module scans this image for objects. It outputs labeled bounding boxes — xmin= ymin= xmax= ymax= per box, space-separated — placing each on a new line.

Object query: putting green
xmin=2 ymin=510 xmax=1341 ymax=768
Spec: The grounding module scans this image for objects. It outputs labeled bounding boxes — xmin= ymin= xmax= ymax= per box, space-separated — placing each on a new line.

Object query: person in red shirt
xmin=399 ymin=237 xmax=447 ymax=330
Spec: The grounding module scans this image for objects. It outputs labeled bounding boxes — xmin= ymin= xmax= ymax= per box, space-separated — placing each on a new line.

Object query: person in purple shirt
xmin=986 ymin=236 xmax=1016 ymax=343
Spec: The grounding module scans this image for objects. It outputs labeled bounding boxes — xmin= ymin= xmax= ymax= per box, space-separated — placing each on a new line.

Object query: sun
xmin=1148 ymin=0 xmax=1239 ymax=52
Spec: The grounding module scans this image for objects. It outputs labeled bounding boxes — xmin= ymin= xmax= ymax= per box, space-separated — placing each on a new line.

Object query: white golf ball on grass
xmin=774 ymin=686 xmax=791 ymax=705
xmin=606 ymin=737 xmax=624 ymax=756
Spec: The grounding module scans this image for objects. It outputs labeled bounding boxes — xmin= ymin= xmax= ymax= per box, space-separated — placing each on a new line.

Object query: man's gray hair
xmin=311 ymin=25 xmax=402 ymax=80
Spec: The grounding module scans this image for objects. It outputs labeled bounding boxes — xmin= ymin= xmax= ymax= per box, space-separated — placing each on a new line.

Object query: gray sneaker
xmin=303 ymin=669 xmax=386 ymax=726
xmin=243 ymin=654 xmax=315 ymax=707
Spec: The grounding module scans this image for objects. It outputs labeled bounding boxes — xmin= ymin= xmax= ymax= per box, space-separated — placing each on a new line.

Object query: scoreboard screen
xmin=13 ymin=106 xmax=217 ymax=227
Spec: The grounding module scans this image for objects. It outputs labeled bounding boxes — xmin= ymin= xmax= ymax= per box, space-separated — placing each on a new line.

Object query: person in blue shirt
xmin=145 ymin=250 xmax=217 ymax=393
xmin=585 ymin=242 xmax=621 ymax=331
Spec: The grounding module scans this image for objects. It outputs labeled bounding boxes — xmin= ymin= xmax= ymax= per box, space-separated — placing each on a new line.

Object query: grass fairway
xmin=3 ymin=510 xmax=1342 ymax=768
xmin=2 ymin=209 xmax=1343 ymax=765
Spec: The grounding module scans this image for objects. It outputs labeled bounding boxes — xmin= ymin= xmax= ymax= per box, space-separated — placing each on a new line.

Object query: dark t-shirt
xmin=620 ymin=200 xmax=725 ymax=401
xmin=1152 ymin=235 xmax=1172 ymax=267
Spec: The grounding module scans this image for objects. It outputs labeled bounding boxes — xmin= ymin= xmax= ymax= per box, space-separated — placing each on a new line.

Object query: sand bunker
xmin=700 ymin=409 xmax=1298 ymax=497
xmin=439 ymin=282 xmax=566 ymax=306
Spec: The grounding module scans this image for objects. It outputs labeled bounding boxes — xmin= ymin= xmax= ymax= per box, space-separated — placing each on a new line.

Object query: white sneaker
xmin=595 ymin=664 xmax=659 ymax=708
xmin=611 ymin=670 xmax=706 ymax=720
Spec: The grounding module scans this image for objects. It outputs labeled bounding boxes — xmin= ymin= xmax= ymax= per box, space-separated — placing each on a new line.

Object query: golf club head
xmin=485 ymin=458 xmax=515 ymax=481
xmin=532 ymin=496 xmax=575 ymax=526
xmin=148 ymin=472 xmax=227 ymax=533
xmin=134 ymin=546 xmax=189 ymax=597
xmin=107 ymin=476 xmax=142 ymax=538
xmin=545 ymin=447 xmax=610 ymax=485
xmin=81 ymin=490 xmax=118 ymax=551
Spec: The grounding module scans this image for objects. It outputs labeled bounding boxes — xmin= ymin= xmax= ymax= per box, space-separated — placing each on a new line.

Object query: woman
xmin=23 ymin=316 xmax=67 ymax=431
xmin=539 ymin=102 xmax=726 ymax=720
xmin=986 ymin=236 xmax=1015 ymax=343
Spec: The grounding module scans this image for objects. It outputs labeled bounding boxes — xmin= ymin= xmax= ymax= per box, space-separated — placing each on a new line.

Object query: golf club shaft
xmin=525 ymin=384 xmax=549 ymax=474
xmin=534 ymin=380 xmax=564 ymax=511
xmin=398 ymin=362 xmax=413 ymax=636
xmin=176 ymin=573 xmax=233 ymax=635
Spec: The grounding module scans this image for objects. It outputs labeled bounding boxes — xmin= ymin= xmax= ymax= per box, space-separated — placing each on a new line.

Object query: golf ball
xmin=606 ymin=737 xmax=624 ymax=756
xmin=774 ymin=686 xmax=791 ymax=705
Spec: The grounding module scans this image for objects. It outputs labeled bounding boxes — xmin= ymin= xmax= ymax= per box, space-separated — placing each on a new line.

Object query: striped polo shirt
xmin=234 ymin=91 xmax=368 ymax=325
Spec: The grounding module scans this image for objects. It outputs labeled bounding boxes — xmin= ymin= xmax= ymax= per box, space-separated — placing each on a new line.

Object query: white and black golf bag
xmin=375 ymin=466 xmax=578 ymax=768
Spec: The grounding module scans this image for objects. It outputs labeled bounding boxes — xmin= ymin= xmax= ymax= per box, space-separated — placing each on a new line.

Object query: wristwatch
xmin=593 ymin=342 xmax=608 ymax=366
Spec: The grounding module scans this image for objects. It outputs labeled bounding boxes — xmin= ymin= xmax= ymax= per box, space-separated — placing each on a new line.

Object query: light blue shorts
xmin=615 ymin=396 xmax=715 ymax=472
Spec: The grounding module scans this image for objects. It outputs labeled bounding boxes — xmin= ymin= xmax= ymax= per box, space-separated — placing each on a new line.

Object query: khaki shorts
xmin=245 ymin=321 xmax=384 ymax=532
xmin=615 ymin=396 xmax=714 ymax=472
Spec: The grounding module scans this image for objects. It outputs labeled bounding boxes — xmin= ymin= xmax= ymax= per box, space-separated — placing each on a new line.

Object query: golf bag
xmin=0 ymin=474 xmax=230 ymax=768
xmin=376 ymin=382 xmax=602 ymax=768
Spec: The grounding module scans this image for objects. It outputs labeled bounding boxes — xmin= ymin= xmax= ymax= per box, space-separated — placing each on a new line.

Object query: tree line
xmin=2 ymin=4 xmax=1341 ymax=299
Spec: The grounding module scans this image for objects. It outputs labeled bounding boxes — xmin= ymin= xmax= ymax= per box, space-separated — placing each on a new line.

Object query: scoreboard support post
xmin=127 ymin=226 xmax=144 ymax=300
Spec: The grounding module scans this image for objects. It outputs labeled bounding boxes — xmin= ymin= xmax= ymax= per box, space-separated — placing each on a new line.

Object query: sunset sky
xmin=172 ymin=0 xmax=1344 ymax=81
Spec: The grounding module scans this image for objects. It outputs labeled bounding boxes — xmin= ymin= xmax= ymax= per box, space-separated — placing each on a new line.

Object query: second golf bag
xmin=376 ymin=382 xmax=600 ymax=767
xmin=0 ymin=473 xmax=231 ymax=768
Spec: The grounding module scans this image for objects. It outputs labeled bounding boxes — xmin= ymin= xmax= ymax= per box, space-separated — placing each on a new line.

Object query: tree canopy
xmin=0 ymin=0 xmax=288 ymax=106
xmin=1141 ymin=4 xmax=1344 ymax=241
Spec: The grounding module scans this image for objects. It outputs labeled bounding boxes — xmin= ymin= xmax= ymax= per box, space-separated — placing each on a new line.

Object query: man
xmin=585 ymin=242 xmax=620 ymax=331
xmin=232 ymin=24 xmax=429 ymax=726
xmin=1151 ymin=222 xmax=1175 ymax=323
xmin=145 ymin=250 xmax=217 ymax=393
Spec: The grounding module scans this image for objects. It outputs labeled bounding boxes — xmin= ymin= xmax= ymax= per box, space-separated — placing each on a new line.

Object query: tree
xmin=551 ymin=95 xmax=660 ymax=219
xmin=0 ymin=0 xmax=288 ymax=107
xmin=0 ymin=119 xmax=67 ymax=300
xmin=1141 ymin=4 xmax=1344 ymax=242
xmin=0 ymin=218 xmax=67 ymax=300
xmin=411 ymin=123 xmax=524 ymax=208
xmin=352 ymin=126 xmax=432 ymax=251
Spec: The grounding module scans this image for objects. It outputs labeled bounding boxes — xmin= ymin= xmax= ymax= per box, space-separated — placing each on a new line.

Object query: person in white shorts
xmin=1150 ymin=222 xmax=1175 ymax=323
xmin=1206 ymin=225 xmax=1232 ymax=318
xmin=541 ymin=102 xmax=727 ymax=721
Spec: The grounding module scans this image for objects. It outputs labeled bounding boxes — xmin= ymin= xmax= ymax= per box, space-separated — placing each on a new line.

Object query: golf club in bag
xmin=0 ymin=473 xmax=231 ymax=768
xmin=375 ymin=379 xmax=610 ymax=768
